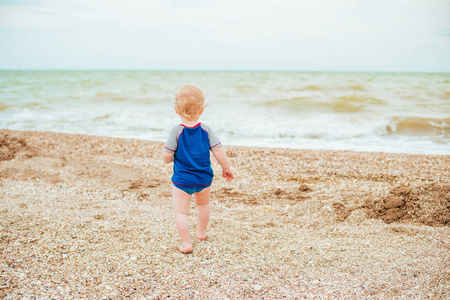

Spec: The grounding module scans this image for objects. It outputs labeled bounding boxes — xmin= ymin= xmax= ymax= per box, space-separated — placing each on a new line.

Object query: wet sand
xmin=1 ymin=129 xmax=449 ymax=299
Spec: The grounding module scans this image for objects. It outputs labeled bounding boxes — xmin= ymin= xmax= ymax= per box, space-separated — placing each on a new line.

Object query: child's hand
xmin=222 ymin=169 xmax=234 ymax=181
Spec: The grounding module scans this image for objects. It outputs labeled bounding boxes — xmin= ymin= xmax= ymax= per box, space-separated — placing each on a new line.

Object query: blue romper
xmin=164 ymin=123 xmax=222 ymax=194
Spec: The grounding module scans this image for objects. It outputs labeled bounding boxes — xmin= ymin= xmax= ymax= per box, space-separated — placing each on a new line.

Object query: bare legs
xmin=172 ymin=186 xmax=210 ymax=253
xmin=172 ymin=186 xmax=193 ymax=253
xmin=194 ymin=187 xmax=210 ymax=240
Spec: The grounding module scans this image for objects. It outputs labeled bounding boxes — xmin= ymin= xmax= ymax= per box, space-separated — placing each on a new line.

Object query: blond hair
xmin=174 ymin=85 xmax=205 ymax=120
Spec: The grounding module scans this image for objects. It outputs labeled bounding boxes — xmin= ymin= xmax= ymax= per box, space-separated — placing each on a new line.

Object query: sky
xmin=0 ymin=0 xmax=449 ymax=72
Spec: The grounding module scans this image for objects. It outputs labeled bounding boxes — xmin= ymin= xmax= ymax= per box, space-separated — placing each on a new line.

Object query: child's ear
xmin=174 ymin=107 xmax=179 ymax=115
xmin=199 ymin=107 xmax=205 ymax=116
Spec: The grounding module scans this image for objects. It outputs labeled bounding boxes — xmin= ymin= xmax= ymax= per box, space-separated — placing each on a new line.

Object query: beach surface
xmin=1 ymin=129 xmax=449 ymax=299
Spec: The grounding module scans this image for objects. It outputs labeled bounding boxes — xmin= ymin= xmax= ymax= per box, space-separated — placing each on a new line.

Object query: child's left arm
xmin=212 ymin=147 xmax=234 ymax=181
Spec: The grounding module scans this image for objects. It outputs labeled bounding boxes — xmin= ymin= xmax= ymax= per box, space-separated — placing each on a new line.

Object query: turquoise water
xmin=1 ymin=71 xmax=449 ymax=154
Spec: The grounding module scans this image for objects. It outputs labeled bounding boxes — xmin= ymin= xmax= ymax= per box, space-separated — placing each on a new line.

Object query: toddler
xmin=162 ymin=85 xmax=234 ymax=253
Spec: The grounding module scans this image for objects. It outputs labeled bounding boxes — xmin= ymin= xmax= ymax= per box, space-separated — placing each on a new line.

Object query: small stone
xmin=252 ymin=284 xmax=262 ymax=291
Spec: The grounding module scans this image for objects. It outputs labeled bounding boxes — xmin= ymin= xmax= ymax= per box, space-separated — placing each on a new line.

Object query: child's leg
xmin=172 ymin=185 xmax=193 ymax=253
xmin=194 ymin=186 xmax=211 ymax=240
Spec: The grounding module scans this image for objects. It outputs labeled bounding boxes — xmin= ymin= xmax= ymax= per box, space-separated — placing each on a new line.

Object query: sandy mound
xmin=0 ymin=132 xmax=38 ymax=161
xmin=366 ymin=184 xmax=450 ymax=226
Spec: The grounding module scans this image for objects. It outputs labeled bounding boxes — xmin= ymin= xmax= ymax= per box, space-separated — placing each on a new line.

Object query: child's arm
xmin=163 ymin=125 xmax=181 ymax=164
xmin=162 ymin=151 xmax=174 ymax=164
xmin=212 ymin=147 xmax=234 ymax=181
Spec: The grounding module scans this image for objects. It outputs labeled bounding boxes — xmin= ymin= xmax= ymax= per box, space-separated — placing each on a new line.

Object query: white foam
xmin=1 ymin=71 xmax=449 ymax=155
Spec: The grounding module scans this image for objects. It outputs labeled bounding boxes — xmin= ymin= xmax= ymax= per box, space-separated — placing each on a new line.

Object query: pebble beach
xmin=1 ymin=129 xmax=449 ymax=299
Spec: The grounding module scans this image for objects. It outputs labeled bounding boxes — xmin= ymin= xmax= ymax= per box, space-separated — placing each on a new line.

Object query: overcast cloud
xmin=1 ymin=0 xmax=449 ymax=72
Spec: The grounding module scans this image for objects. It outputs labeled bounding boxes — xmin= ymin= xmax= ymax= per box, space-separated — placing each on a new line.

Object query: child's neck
xmin=180 ymin=117 xmax=200 ymax=127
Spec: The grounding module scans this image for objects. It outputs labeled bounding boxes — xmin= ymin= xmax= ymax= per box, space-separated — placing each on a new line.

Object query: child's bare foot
xmin=196 ymin=231 xmax=207 ymax=241
xmin=179 ymin=244 xmax=193 ymax=253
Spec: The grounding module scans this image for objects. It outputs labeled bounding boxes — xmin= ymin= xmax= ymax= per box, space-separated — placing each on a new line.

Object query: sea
xmin=1 ymin=71 xmax=449 ymax=155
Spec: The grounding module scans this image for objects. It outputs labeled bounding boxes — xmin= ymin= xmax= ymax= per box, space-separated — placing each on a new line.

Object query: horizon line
xmin=0 ymin=68 xmax=449 ymax=74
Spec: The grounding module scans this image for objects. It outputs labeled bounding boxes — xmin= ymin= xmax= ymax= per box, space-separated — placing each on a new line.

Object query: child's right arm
xmin=162 ymin=151 xmax=174 ymax=164
xmin=163 ymin=125 xmax=180 ymax=164
xmin=212 ymin=148 xmax=234 ymax=181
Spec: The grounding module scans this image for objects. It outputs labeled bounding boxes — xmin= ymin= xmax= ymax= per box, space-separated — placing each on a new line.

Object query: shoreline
xmin=2 ymin=128 xmax=449 ymax=157
xmin=1 ymin=129 xmax=449 ymax=298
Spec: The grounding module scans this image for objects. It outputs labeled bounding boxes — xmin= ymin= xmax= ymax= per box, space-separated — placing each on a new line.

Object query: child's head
xmin=174 ymin=85 xmax=205 ymax=121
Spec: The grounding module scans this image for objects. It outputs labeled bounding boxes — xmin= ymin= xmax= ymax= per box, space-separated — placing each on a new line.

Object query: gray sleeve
xmin=201 ymin=124 xmax=222 ymax=151
xmin=164 ymin=125 xmax=183 ymax=154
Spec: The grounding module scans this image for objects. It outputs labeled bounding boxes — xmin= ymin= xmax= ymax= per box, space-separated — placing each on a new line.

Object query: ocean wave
xmin=292 ymin=85 xmax=322 ymax=91
xmin=288 ymin=84 xmax=366 ymax=92
xmin=91 ymin=92 xmax=127 ymax=102
xmin=94 ymin=114 xmax=112 ymax=120
xmin=78 ymin=79 xmax=102 ymax=87
xmin=346 ymin=84 xmax=365 ymax=91
xmin=257 ymin=95 xmax=386 ymax=113
xmin=89 ymin=92 xmax=163 ymax=103
xmin=386 ymin=117 xmax=450 ymax=137
xmin=260 ymin=97 xmax=310 ymax=107
xmin=215 ymin=113 xmax=450 ymax=143
xmin=0 ymin=103 xmax=12 ymax=111
xmin=18 ymin=102 xmax=50 ymax=110
xmin=333 ymin=96 xmax=385 ymax=112
xmin=338 ymin=95 xmax=385 ymax=104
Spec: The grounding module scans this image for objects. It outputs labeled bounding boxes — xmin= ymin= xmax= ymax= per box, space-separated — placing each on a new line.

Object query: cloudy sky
xmin=1 ymin=0 xmax=449 ymax=72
